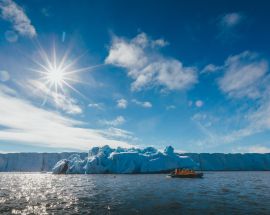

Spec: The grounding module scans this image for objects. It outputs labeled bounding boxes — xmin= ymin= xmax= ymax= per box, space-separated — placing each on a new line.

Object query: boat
xmin=168 ymin=169 xmax=203 ymax=178
xmin=169 ymin=153 xmax=204 ymax=178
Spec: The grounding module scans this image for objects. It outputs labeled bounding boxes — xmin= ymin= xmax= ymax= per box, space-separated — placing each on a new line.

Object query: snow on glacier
xmin=52 ymin=145 xmax=197 ymax=174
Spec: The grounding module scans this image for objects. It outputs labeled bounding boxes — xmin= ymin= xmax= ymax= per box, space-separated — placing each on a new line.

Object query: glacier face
xmin=0 ymin=152 xmax=87 ymax=172
xmin=186 ymin=153 xmax=270 ymax=171
xmin=1 ymin=149 xmax=270 ymax=172
xmin=52 ymin=145 xmax=197 ymax=174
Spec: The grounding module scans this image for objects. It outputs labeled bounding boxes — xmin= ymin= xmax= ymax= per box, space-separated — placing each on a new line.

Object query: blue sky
xmin=0 ymin=0 xmax=270 ymax=153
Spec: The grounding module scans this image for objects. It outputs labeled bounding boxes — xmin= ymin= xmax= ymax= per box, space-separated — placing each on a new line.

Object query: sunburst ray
xmin=30 ymin=44 xmax=100 ymax=106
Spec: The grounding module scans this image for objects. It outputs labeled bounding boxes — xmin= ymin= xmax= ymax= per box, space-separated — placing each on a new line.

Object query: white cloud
xmin=88 ymin=103 xmax=104 ymax=110
xmin=193 ymin=54 xmax=270 ymax=147
xmin=189 ymin=52 xmax=270 ymax=148
xmin=53 ymin=94 xmax=82 ymax=115
xmin=152 ymin=38 xmax=169 ymax=47
xmin=192 ymin=113 xmax=207 ymax=121
xmin=0 ymin=85 xmax=131 ymax=150
xmin=132 ymin=99 xmax=152 ymax=108
xmin=100 ymin=116 xmax=126 ymax=126
xmin=191 ymin=96 xmax=270 ymax=151
xmin=218 ymin=51 xmax=268 ymax=99
xmin=197 ymin=51 xmax=270 ymax=145
xmin=117 ymin=98 xmax=128 ymax=109
xmin=105 ymin=33 xmax=197 ymax=91
xmin=0 ymin=70 xmax=10 ymax=82
xmin=166 ymin=105 xmax=176 ymax=110
xmin=246 ymin=146 xmax=270 ymax=153
xmin=195 ymin=100 xmax=204 ymax=108
xmin=192 ymin=113 xmax=214 ymax=128
xmin=217 ymin=12 xmax=245 ymax=41
xmin=105 ymin=35 xmax=147 ymax=68
xmin=103 ymin=127 xmax=135 ymax=140
xmin=201 ymin=64 xmax=222 ymax=74
xmin=226 ymin=99 xmax=270 ymax=142
xmin=234 ymin=145 xmax=270 ymax=153
xmin=220 ymin=13 xmax=244 ymax=28
xmin=0 ymin=0 xmax=36 ymax=37
xmin=192 ymin=98 xmax=270 ymax=147
xmin=0 ymin=83 xmax=16 ymax=95
xmin=27 ymin=80 xmax=82 ymax=115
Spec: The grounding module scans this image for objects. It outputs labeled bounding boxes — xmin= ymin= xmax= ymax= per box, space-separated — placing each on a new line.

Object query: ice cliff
xmin=186 ymin=153 xmax=270 ymax=171
xmin=1 ymin=148 xmax=270 ymax=172
xmin=0 ymin=152 xmax=87 ymax=172
xmin=52 ymin=145 xmax=196 ymax=174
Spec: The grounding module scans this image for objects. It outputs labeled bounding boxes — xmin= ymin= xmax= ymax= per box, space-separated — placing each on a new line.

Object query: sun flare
xmin=30 ymin=44 xmax=101 ymax=104
xmin=41 ymin=61 xmax=71 ymax=94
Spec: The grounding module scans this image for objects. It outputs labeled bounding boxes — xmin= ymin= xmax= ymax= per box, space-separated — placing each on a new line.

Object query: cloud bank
xmin=0 ymin=84 xmax=131 ymax=151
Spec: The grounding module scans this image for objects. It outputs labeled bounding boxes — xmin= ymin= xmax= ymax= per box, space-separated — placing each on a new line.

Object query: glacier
xmin=0 ymin=148 xmax=270 ymax=172
xmin=0 ymin=152 xmax=87 ymax=172
xmin=52 ymin=145 xmax=197 ymax=174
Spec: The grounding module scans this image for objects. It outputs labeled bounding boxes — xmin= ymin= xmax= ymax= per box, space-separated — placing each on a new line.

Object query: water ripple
xmin=0 ymin=172 xmax=269 ymax=214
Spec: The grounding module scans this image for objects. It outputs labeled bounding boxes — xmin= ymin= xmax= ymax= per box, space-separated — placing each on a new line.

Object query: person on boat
xmin=175 ymin=169 xmax=180 ymax=175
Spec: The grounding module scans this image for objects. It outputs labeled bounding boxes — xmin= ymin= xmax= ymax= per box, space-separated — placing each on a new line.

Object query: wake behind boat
xmin=169 ymin=169 xmax=203 ymax=178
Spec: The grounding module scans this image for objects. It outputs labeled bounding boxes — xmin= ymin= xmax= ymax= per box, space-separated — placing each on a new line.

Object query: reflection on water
xmin=0 ymin=172 xmax=270 ymax=214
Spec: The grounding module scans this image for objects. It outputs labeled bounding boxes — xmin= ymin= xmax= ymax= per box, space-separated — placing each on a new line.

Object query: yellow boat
xmin=169 ymin=169 xmax=203 ymax=178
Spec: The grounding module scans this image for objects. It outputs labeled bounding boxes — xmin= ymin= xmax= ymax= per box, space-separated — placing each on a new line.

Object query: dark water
xmin=0 ymin=172 xmax=270 ymax=214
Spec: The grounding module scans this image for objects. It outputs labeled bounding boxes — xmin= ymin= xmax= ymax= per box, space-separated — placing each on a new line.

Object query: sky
xmin=0 ymin=0 xmax=270 ymax=153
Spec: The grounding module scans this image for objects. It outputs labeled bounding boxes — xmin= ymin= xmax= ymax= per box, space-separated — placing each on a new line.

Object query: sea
xmin=0 ymin=172 xmax=270 ymax=214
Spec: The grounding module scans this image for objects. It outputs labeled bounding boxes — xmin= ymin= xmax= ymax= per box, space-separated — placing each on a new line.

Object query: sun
xmin=41 ymin=59 xmax=70 ymax=94
xmin=33 ymin=46 xmax=79 ymax=95
xmin=47 ymin=68 xmax=64 ymax=85
xmin=30 ymin=44 xmax=100 ymax=101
